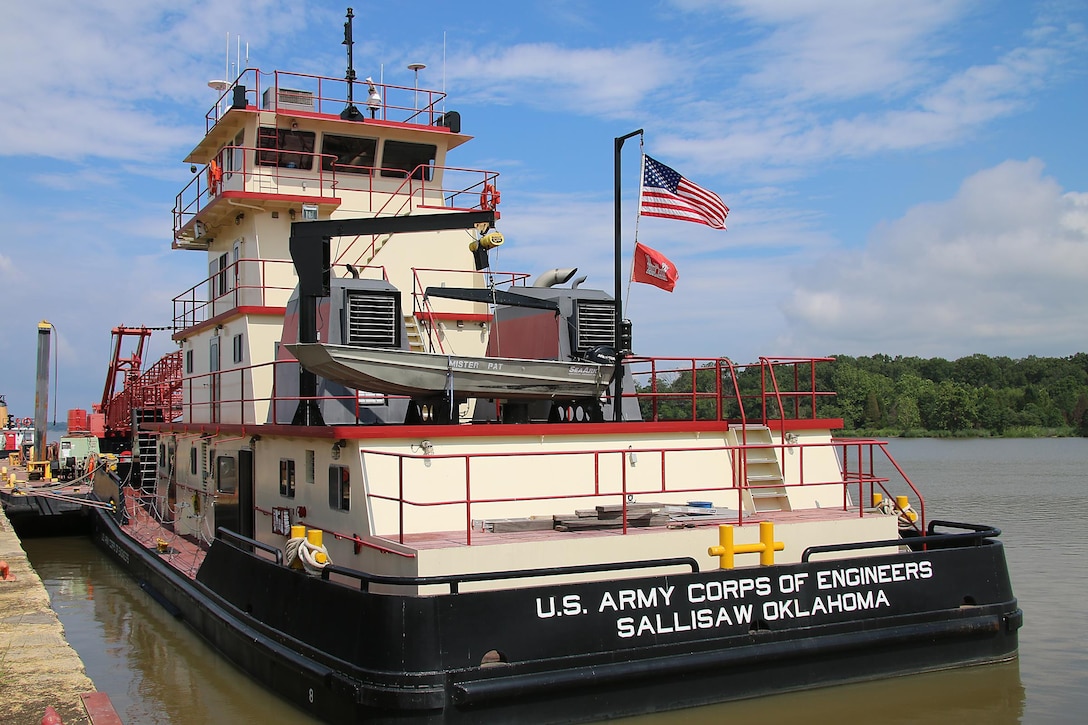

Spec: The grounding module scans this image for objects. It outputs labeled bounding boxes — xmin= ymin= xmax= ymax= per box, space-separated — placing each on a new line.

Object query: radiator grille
xmin=345 ymin=291 xmax=399 ymax=347
xmin=574 ymin=300 xmax=616 ymax=355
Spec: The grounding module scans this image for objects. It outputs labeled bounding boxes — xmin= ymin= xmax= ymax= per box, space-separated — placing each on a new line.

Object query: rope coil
xmin=285 ymin=534 xmax=331 ymax=574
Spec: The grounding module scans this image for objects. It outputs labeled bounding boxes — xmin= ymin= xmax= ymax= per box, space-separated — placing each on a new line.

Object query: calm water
xmin=23 ymin=438 xmax=1088 ymax=724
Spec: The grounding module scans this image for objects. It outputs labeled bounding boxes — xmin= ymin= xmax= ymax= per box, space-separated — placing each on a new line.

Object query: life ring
xmin=208 ymin=160 xmax=223 ymax=195
xmin=21 ymin=417 xmax=32 ymax=428
xmin=480 ymin=182 xmax=500 ymax=210
xmin=86 ymin=454 xmax=97 ymax=476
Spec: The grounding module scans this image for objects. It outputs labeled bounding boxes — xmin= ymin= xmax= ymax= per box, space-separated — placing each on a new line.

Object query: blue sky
xmin=1 ymin=0 xmax=1086 ymax=417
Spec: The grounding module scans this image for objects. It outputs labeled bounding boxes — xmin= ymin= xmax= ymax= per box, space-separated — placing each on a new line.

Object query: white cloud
xmin=723 ymin=0 xmax=970 ymax=102
xmin=654 ymin=2 xmax=1084 ymax=180
xmin=778 ymin=159 xmax=1088 ymax=357
xmin=447 ymin=42 xmax=679 ymax=118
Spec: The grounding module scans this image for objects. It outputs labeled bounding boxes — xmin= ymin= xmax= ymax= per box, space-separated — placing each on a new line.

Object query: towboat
xmin=83 ymin=11 xmax=1020 ymax=724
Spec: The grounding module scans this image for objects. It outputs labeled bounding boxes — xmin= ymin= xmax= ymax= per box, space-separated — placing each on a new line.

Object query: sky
xmin=1 ymin=0 xmax=1086 ymax=417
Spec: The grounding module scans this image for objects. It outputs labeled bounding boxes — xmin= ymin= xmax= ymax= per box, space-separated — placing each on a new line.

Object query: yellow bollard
xmin=307 ymin=528 xmax=327 ymax=564
xmin=708 ymin=522 xmax=784 ymax=570
xmin=757 ymin=521 xmax=784 ymax=566
xmin=895 ymin=495 xmax=919 ymax=525
xmin=872 ymin=492 xmax=883 ymax=507
xmin=708 ymin=524 xmax=735 ymax=569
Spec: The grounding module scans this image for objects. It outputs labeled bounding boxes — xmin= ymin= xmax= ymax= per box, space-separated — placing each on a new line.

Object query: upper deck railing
xmin=205 ymin=69 xmax=452 ymax=135
xmin=171 ymin=258 xmax=388 ymax=332
xmin=173 ymin=147 xmax=497 ymax=242
xmin=626 ymin=356 xmax=837 ymax=435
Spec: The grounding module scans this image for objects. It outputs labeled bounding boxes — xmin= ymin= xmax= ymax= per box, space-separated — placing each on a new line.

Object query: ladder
xmin=133 ymin=409 xmax=161 ymax=494
xmin=734 ymin=425 xmax=791 ymax=513
xmin=404 ymin=314 xmax=426 ymax=352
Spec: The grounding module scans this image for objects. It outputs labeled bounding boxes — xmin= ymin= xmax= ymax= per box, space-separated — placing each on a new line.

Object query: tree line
xmin=636 ymin=353 xmax=1088 ymax=436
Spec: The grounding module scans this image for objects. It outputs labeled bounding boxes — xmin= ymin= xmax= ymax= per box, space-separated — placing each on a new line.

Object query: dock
xmin=1 ymin=491 xmax=121 ymax=724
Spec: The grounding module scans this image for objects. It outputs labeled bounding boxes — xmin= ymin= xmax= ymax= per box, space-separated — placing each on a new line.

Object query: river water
xmin=22 ymin=438 xmax=1088 ymax=724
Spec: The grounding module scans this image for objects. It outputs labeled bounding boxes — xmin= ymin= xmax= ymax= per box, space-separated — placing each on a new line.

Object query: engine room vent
xmin=344 ymin=290 xmax=400 ymax=348
xmin=573 ymin=300 xmax=616 ymax=356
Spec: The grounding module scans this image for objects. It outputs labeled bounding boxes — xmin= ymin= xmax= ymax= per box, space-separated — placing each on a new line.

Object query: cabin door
xmin=238 ymin=448 xmax=254 ymax=538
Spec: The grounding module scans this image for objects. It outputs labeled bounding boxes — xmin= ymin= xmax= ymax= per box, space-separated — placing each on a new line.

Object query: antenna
xmin=408 ymin=62 xmax=425 ymax=110
xmin=341 ymin=8 xmax=363 ymax=121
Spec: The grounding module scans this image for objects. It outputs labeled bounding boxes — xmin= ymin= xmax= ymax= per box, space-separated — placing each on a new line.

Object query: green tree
xmin=927 ymin=381 xmax=977 ymax=431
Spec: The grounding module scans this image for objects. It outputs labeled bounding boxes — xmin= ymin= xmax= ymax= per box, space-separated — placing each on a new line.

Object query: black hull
xmin=91 ymin=508 xmax=1021 ymax=724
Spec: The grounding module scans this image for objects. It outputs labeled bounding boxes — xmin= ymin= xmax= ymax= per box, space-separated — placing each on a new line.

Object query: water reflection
xmin=619 ymin=660 xmax=1024 ymax=724
xmin=24 ymin=536 xmax=320 ymax=725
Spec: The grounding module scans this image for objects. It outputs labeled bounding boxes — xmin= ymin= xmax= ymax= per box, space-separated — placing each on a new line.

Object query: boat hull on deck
xmin=287 ymin=343 xmax=608 ymax=400
xmin=90 ymin=504 xmax=1021 ymax=724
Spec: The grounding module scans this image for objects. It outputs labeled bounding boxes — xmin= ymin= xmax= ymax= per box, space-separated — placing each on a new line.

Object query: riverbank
xmin=840 ymin=426 xmax=1080 ymax=438
xmin=0 ymin=503 xmax=102 ymax=724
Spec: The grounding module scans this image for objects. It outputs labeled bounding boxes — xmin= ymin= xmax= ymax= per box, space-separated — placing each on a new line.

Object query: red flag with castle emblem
xmin=632 ymin=242 xmax=678 ymax=292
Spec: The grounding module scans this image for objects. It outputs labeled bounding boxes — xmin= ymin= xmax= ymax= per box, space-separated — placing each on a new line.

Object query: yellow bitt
xmin=287 ymin=525 xmax=307 ymax=570
xmin=895 ymin=495 xmax=919 ymax=529
xmin=708 ymin=522 xmax=785 ymax=570
xmin=286 ymin=526 xmax=331 ymax=573
xmin=306 ymin=529 xmax=328 ymax=565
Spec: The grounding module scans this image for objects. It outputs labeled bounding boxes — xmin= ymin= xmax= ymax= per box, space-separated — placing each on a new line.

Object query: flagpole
xmin=614 ymin=128 xmax=642 ymax=422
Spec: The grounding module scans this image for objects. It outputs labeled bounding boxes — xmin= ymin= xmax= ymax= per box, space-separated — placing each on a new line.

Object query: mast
xmin=341 ymin=8 xmax=363 ymax=121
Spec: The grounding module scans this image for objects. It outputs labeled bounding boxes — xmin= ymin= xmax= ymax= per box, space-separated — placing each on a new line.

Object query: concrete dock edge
xmin=0 ymin=505 xmax=99 ymax=724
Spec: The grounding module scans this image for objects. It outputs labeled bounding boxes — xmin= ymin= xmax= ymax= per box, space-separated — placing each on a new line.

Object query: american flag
xmin=639 ymin=155 xmax=729 ymax=230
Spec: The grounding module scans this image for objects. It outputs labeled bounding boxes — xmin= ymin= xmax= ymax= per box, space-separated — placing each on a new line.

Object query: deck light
xmin=365 ymin=77 xmax=381 ymax=117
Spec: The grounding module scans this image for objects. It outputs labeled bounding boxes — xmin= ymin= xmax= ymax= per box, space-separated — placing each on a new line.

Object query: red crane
xmin=95 ymin=326 xmax=182 ymax=442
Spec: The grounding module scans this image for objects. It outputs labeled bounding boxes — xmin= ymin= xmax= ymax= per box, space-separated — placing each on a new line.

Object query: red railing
xmin=171 ymin=258 xmax=391 ymax=333
xmin=173 ymin=258 xmax=296 ymax=331
xmin=105 ymin=350 xmax=184 ymax=432
xmin=627 ymin=356 xmax=836 ymax=425
xmin=408 ymin=268 xmax=532 ymax=352
xmin=204 ymin=69 xmax=451 ymax=135
xmin=174 ymin=149 xmax=499 ymax=254
xmin=173 ymin=146 xmax=341 ymax=237
xmin=358 ymin=437 xmax=923 ymax=546
xmin=329 ymin=165 xmax=500 ymax=266
xmin=172 ymin=353 xmax=841 ymax=429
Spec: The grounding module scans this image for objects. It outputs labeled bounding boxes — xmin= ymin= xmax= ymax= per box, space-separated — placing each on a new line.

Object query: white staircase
xmin=404 ymin=314 xmax=426 ymax=352
xmin=734 ymin=425 xmax=791 ymax=513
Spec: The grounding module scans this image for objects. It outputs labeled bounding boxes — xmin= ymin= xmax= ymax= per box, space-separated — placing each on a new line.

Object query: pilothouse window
xmin=322 ymin=134 xmax=377 ymax=174
xmin=257 ymin=127 xmax=315 ymax=169
xmin=380 ymin=141 xmax=436 ymax=180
